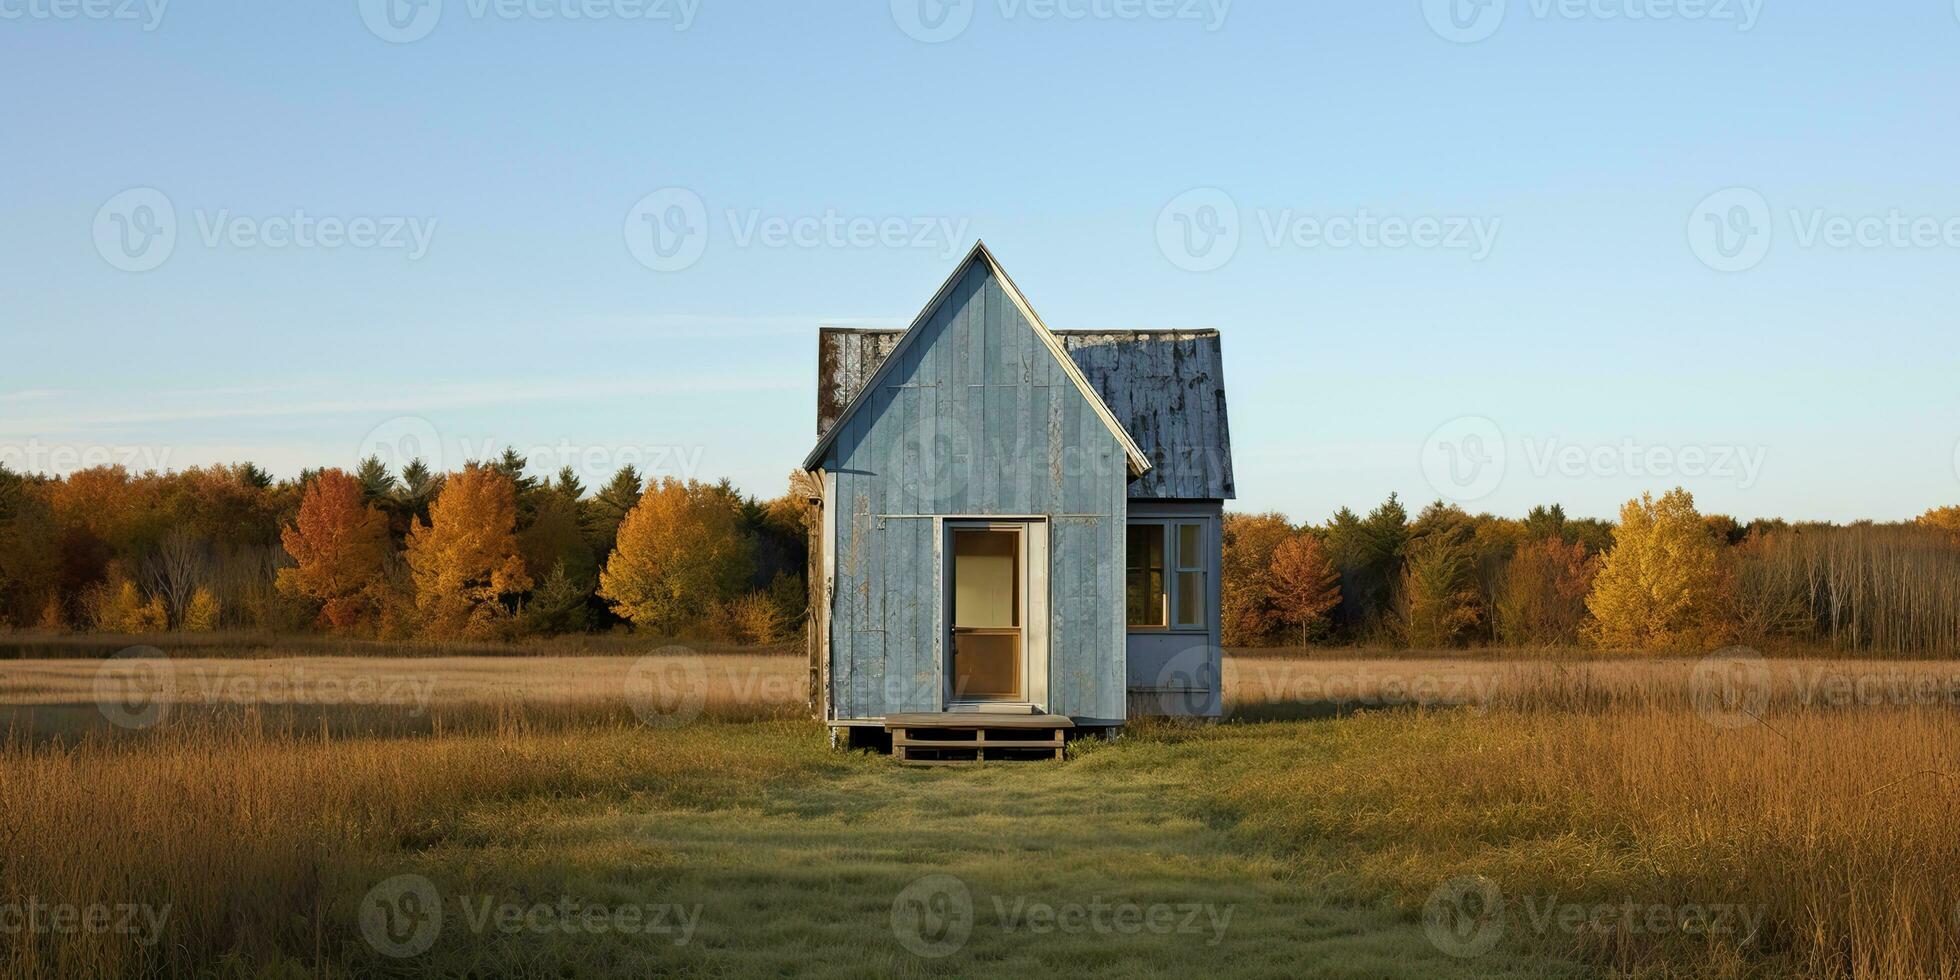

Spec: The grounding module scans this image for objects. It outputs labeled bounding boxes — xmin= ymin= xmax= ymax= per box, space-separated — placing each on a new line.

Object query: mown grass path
xmin=351 ymin=724 xmax=1583 ymax=978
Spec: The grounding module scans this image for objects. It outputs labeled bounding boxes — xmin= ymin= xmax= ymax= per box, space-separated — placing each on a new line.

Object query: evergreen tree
xmin=354 ymin=454 xmax=399 ymax=502
xmin=396 ymin=458 xmax=441 ymax=524
xmin=582 ymin=464 xmax=642 ymax=556
xmin=553 ymin=465 xmax=586 ymax=500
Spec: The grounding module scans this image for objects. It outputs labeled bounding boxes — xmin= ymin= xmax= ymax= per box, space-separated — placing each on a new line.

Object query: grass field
xmin=3 ymin=647 xmax=1958 ymax=978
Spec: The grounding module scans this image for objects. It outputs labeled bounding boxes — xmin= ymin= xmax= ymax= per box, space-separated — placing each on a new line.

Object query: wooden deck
xmin=885 ymin=713 xmax=1074 ymax=765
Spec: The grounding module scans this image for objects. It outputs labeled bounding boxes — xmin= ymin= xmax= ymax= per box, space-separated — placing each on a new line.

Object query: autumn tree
xmin=1919 ymin=506 xmax=1960 ymax=541
xmin=1494 ymin=536 xmax=1597 ymax=646
xmin=276 ymin=469 xmax=392 ymax=631
xmin=404 ymin=464 xmax=532 ymax=639
xmin=598 ymin=478 xmax=753 ymax=634
xmin=1219 ymin=512 xmax=1294 ymax=645
xmin=1585 ymin=488 xmax=1733 ymax=651
xmin=1268 ymin=531 xmax=1342 ymax=647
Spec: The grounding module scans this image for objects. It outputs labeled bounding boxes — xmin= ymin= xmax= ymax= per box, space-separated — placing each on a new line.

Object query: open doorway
xmin=948 ymin=524 xmax=1024 ymax=703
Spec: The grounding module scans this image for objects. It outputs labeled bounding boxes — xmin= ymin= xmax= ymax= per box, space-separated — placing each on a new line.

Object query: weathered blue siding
xmin=821 ymin=257 xmax=1129 ymax=724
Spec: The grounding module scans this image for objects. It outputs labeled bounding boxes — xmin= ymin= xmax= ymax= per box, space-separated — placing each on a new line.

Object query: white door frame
xmin=938 ymin=517 xmax=1048 ymax=712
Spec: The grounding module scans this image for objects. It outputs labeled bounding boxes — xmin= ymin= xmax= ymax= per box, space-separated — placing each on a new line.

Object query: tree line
xmin=0 ymin=453 xmax=812 ymax=643
xmin=1225 ymin=490 xmax=1960 ymax=656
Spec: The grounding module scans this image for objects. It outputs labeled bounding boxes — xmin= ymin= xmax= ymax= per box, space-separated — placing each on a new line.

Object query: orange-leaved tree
xmin=1220 ymin=512 xmax=1295 ymax=646
xmin=1268 ymin=531 xmax=1342 ymax=648
xmin=598 ymin=478 xmax=753 ymax=635
xmin=1585 ymin=488 xmax=1733 ymax=651
xmin=404 ymin=463 xmax=532 ymax=639
xmin=276 ymin=469 xmax=392 ymax=631
xmin=1494 ymin=536 xmax=1598 ymax=646
xmin=1919 ymin=505 xmax=1960 ymax=542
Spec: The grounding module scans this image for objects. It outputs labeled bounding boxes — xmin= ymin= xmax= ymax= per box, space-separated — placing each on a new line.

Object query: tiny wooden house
xmin=800 ymin=243 xmax=1234 ymax=746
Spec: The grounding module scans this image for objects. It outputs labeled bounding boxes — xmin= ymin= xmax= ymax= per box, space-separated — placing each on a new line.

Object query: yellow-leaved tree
xmin=599 ymin=478 xmax=753 ymax=635
xmin=404 ymin=463 xmax=532 ymax=639
xmin=1585 ymin=488 xmax=1733 ymax=651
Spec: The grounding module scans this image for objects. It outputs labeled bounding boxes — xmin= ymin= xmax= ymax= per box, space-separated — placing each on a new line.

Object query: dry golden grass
xmin=1194 ymin=665 xmax=1960 ymax=978
xmin=0 ymin=716 xmax=848 ymax=979
xmin=2 ymin=650 xmax=1957 ymax=977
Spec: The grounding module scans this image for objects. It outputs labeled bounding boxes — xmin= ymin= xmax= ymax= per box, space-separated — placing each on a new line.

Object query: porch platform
xmin=884 ymin=713 xmax=1074 ymax=765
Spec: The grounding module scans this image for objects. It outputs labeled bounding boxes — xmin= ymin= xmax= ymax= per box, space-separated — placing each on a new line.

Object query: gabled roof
xmin=800 ymin=241 xmax=1152 ymax=477
xmin=819 ymin=327 xmax=1236 ymax=500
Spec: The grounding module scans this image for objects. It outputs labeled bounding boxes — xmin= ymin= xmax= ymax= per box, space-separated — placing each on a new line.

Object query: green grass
xmin=316 ymin=721 xmax=1582 ymax=979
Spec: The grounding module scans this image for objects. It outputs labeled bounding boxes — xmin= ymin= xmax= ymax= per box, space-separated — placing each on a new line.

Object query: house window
xmin=1125 ymin=523 xmax=1165 ymax=627
xmin=1126 ymin=520 xmax=1208 ymax=631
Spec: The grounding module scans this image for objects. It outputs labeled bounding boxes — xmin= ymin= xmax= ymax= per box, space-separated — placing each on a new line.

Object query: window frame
xmin=1125 ymin=518 xmax=1210 ymax=634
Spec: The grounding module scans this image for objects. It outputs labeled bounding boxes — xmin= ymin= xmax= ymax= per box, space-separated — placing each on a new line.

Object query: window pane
xmin=1177 ymin=523 xmax=1203 ymax=569
xmin=952 ymin=631 xmax=1021 ymax=700
xmin=1174 ymin=570 xmax=1203 ymax=627
xmin=1126 ymin=523 xmax=1165 ymax=627
xmin=954 ymin=530 xmax=1018 ymax=628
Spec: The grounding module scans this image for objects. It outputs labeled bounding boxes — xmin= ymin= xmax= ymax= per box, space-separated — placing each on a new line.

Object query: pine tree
xmin=396 ymin=459 xmax=441 ymax=524
xmin=582 ymin=465 xmax=642 ymax=556
xmin=553 ymin=465 xmax=586 ymax=500
xmin=1398 ymin=528 xmax=1484 ymax=648
xmin=354 ymin=454 xmax=398 ymax=502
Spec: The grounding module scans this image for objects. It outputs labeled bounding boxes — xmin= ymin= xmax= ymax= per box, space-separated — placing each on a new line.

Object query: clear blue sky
xmin=4 ymin=1 xmax=1957 ymax=523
